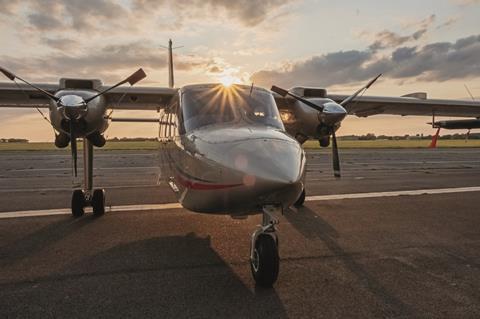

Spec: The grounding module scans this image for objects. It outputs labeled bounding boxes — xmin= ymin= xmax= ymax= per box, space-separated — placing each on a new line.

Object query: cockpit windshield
xmin=181 ymin=85 xmax=284 ymax=132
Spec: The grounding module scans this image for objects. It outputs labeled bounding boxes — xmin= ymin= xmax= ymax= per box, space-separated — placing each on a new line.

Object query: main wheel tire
xmin=92 ymin=189 xmax=105 ymax=217
xmin=250 ymin=234 xmax=279 ymax=287
xmin=319 ymin=136 xmax=330 ymax=147
xmin=294 ymin=189 xmax=306 ymax=207
xmin=71 ymin=190 xmax=85 ymax=218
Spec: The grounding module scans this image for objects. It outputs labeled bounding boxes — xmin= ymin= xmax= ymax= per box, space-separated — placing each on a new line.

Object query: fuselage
xmin=159 ymin=84 xmax=306 ymax=215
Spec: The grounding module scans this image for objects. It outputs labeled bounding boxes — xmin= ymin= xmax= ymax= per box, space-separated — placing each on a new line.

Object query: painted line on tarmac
xmin=306 ymin=186 xmax=480 ymax=201
xmin=0 ymin=203 xmax=183 ymax=219
xmin=1 ymin=186 xmax=480 ymax=219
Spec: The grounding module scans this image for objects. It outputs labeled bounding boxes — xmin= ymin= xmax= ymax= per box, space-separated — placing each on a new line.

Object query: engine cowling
xmin=281 ymin=87 xmax=346 ymax=144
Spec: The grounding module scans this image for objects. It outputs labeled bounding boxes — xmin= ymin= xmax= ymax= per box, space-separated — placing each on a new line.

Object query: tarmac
xmin=0 ymin=148 xmax=479 ymax=318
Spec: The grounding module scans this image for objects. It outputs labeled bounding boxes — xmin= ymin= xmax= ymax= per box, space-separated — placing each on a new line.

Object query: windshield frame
xmin=180 ymin=84 xmax=284 ymax=133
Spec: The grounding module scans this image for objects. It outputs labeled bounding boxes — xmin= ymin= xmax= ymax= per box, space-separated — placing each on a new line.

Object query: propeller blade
xmin=271 ymin=85 xmax=324 ymax=112
xmin=339 ymin=73 xmax=382 ymax=106
xmin=0 ymin=66 xmax=59 ymax=102
xmin=331 ymin=129 xmax=341 ymax=178
xmin=125 ymin=68 xmax=147 ymax=86
xmin=70 ymin=121 xmax=78 ymax=177
xmin=0 ymin=66 xmax=15 ymax=80
xmin=85 ymin=68 xmax=147 ymax=103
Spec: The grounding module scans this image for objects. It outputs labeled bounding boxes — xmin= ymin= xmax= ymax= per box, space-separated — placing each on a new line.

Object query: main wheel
xmin=319 ymin=136 xmax=330 ymax=147
xmin=250 ymin=234 xmax=279 ymax=287
xmin=71 ymin=190 xmax=85 ymax=218
xmin=92 ymin=189 xmax=105 ymax=217
xmin=294 ymin=188 xmax=306 ymax=207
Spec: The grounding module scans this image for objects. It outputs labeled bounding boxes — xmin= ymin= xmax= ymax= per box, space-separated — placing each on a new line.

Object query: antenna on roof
xmin=160 ymin=39 xmax=183 ymax=89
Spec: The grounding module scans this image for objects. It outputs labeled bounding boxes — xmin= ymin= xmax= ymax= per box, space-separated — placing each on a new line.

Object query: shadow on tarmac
xmin=285 ymin=205 xmax=414 ymax=318
xmin=0 ymin=216 xmax=95 ymax=267
xmin=0 ymin=231 xmax=287 ymax=318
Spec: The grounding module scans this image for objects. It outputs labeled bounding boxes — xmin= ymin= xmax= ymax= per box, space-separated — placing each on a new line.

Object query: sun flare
xmin=219 ymin=75 xmax=240 ymax=87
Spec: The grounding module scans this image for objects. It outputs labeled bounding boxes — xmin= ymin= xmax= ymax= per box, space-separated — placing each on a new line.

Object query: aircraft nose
xmin=225 ymin=136 xmax=306 ymax=206
xmin=234 ymin=140 xmax=303 ymax=185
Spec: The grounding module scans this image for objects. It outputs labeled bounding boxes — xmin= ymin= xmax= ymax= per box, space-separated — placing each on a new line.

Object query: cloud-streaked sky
xmin=1 ymin=0 xmax=479 ymax=141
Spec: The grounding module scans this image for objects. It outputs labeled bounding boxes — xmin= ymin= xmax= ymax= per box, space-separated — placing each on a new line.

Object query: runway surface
xmin=1 ymin=148 xmax=479 ymax=318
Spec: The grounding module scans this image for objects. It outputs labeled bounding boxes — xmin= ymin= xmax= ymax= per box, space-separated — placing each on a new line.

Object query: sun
xmin=219 ymin=75 xmax=240 ymax=87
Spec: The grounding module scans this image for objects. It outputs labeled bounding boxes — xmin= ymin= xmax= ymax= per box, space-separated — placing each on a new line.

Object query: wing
xmin=102 ymin=86 xmax=176 ymax=110
xmin=328 ymin=94 xmax=480 ymax=118
xmin=0 ymin=82 xmax=176 ymax=110
xmin=0 ymin=82 xmax=57 ymax=108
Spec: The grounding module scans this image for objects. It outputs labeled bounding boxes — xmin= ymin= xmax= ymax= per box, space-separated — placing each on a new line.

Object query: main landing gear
xmin=71 ymin=138 xmax=106 ymax=218
xmin=250 ymin=205 xmax=280 ymax=287
xmin=72 ymin=189 xmax=105 ymax=217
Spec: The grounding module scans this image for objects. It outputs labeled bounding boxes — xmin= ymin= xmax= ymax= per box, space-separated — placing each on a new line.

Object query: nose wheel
xmin=294 ymin=188 xmax=306 ymax=207
xmin=71 ymin=188 xmax=106 ymax=217
xmin=250 ymin=205 xmax=280 ymax=287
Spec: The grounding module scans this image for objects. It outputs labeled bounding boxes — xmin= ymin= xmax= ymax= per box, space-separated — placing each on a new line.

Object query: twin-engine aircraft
xmin=1 ymin=40 xmax=479 ymax=287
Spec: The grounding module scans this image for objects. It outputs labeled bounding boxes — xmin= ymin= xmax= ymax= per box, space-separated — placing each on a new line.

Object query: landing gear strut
xmin=250 ymin=205 xmax=280 ymax=287
xmin=71 ymin=138 xmax=105 ymax=217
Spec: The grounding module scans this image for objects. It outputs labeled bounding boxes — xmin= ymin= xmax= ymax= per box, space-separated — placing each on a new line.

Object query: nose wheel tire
xmin=294 ymin=188 xmax=306 ymax=207
xmin=92 ymin=189 xmax=105 ymax=217
xmin=71 ymin=190 xmax=85 ymax=218
xmin=250 ymin=234 xmax=279 ymax=287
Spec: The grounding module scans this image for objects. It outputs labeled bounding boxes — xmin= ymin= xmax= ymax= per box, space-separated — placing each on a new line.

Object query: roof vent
xmin=59 ymin=78 xmax=103 ymax=90
xmin=289 ymin=87 xmax=327 ymax=98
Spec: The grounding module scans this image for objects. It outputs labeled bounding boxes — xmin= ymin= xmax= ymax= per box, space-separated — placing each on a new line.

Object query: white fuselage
xmin=159 ymin=84 xmax=306 ymax=215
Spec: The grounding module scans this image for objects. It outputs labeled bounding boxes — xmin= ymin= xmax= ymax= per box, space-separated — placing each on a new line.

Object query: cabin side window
xmin=176 ymin=92 xmax=186 ymax=135
xmin=159 ymin=110 xmax=168 ymax=142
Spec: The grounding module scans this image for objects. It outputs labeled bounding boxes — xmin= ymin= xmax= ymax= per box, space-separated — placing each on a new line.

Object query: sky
xmin=0 ymin=0 xmax=479 ymax=141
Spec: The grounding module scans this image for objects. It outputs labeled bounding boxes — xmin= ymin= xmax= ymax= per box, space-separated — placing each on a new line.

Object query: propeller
xmin=271 ymin=74 xmax=382 ymax=178
xmin=0 ymin=66 xmax=59 ymax=102
xmin=70 ymin=68 xmax=146 ymax=177
xmin=331 ymin=129 xmax=340 ymax=178
xmin=84 ymin=68 xmax=146 ymax=103
xmin=271 ymin=85 xmax=324 ymax=112
xmin=70 ymin=121 xmax=78 ymax=177
xmin=1 ymin=66 xmax=147 ymax=178
xmin=339 ymin=73 xmax=382 ymax=106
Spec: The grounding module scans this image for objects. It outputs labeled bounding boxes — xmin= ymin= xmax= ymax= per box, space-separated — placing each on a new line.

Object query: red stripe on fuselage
xmin=174 ymin=172 xmax=242 ymax=190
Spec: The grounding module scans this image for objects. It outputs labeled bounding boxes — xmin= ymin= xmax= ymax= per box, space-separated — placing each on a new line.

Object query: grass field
xmin=0 ymin=141 xmax=159 ymax=151
xmin=303 ymin=139 xmax=480 ymax=149
xmin=1 ymin=139 xmax=479 ymax=151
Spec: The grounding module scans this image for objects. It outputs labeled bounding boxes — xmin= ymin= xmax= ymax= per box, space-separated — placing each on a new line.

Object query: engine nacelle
xmin=281 ymin=87 xmax=345 ymax=144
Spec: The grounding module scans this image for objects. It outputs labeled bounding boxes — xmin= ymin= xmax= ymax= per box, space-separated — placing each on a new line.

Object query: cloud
xmin=368 ymin=15 xmax=435 ymax=51
xmin=0 ymin=41 xmax=214 ymax=82
xmin=42 ymin=37 xmax=79 ymax=51
xmin=451 ymin=0 xmax=480 ymax=5
xmin=251 ymin=34 xmax=480 ymax=88
xmin=1 ymin=0 xmax=295 ymax=37
xmin=436 ymin=16 xmax=460 ymax=29
xmin=132 ymin=0 xmax=295 ymax=27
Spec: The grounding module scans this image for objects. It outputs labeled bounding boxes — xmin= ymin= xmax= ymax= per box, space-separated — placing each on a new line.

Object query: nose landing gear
xmin=250 ymin=205 xmax=280 ymax=287
xmin=294 ymin=188 xmax=306 ymax=207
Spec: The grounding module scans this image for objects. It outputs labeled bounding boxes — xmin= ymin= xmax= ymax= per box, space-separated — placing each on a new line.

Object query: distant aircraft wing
xmin=0 ymin=82 xmax=176 ymax=110
xmin=0 ymin=82 xmax=56 ymax=108
xmin=327 ymin=94 xmax=480 ymax=118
